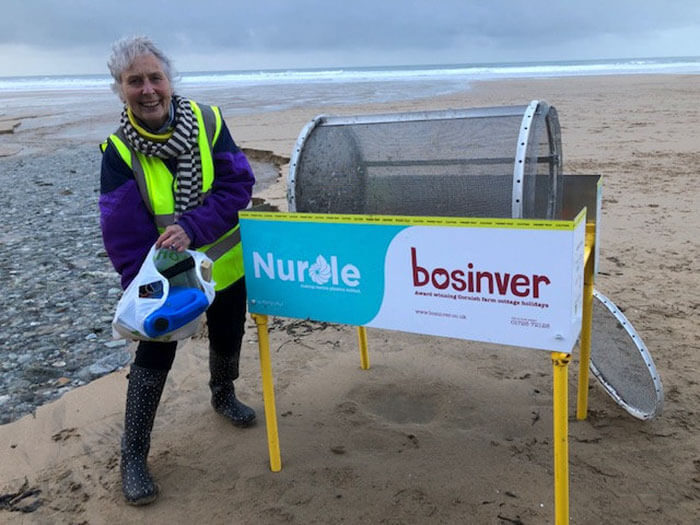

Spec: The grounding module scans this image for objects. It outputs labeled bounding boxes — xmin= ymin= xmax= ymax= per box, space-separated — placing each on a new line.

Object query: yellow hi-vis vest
xmin=102 ymin=101 xmax=244 ymax=291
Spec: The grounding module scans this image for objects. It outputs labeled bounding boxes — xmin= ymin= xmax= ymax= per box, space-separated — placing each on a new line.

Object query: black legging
xmin=134 ymin=278 xmax=247 ymax=372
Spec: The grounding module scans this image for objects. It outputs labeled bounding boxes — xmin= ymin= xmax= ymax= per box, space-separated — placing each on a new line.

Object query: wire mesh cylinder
xmin=288 ymin=101 xmax=562 ymax=219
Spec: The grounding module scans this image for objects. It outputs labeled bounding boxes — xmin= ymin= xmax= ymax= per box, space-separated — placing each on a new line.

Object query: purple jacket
xmin=99 ymin=113 xmax=255 ymax=289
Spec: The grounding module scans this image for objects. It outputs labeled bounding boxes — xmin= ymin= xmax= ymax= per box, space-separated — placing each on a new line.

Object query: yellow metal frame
xmin=250 ymin=221 xmax=597 ymax=525
xmin=552 ymin=351 xmax=571 ymax=525
xmin=252 ymin=313 xmax=281 ymax=472
xmin=357 ymin=326 xmax=370 ymax=370
xmin=576 ymin=224 xmax=597 ymax=420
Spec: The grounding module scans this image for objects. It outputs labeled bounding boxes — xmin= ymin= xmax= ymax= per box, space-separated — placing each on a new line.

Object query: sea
xmin=1 ymin=56 xmax=699 ymax=121
xmin=1 ymin=56 xmax=699 ymax=99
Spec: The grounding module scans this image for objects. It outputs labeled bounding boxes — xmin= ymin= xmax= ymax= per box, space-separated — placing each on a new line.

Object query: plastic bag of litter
xmin=112 ymin=244 xmax=216 ymax=341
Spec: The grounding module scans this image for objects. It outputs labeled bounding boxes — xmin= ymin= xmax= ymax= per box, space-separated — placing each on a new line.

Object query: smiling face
xmin=120 ymin=53 xmax=173 ymax=130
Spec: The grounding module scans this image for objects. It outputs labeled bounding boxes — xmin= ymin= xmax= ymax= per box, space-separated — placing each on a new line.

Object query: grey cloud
xmin=1 ymin=1 xmax=699 ymax=60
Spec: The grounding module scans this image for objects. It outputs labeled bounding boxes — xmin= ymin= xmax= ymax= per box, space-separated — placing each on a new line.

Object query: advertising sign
xmin=239 ymin=211 xmax=585 ymax=353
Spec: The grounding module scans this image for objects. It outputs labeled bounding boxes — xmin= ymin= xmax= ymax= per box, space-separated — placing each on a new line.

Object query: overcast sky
xmin=1 ymin=1 xmax=699 ymax=76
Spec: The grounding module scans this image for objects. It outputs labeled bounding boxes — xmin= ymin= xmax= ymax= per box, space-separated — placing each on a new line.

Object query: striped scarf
xmin=120 ymin=95 xmax=202 ymax=216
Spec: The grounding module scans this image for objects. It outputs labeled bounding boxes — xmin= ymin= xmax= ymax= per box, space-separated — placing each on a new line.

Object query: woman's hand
xmin=156 ymin=224 xmax=192 ymax=252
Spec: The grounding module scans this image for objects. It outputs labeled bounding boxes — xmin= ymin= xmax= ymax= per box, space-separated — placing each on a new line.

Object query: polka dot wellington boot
xmin=209 ymin=351 xmax=256 ymax=427
xmin=120 ymin=365 xmax=168 ymax=505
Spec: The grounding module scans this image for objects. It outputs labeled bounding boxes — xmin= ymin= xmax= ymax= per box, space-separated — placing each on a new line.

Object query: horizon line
xmin=2 ymin=54 xmax=699 ymax=80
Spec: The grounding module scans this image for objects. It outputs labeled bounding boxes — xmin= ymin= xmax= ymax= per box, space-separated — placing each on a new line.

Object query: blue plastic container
xmin=143 ymin=286 xmax=209 ymax=338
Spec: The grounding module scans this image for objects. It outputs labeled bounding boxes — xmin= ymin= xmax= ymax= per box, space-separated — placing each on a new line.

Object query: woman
xmin=100 ymin=35 xmax=256 ymax=506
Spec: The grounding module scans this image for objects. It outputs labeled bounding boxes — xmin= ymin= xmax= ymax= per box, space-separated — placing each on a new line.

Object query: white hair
xmin=107 ymin=35 xmax=177 ymax=98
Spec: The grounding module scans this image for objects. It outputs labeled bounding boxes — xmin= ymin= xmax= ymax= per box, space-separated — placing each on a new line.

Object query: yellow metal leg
xmin=357 ymin=326 xmax=370 ymax=370
xmin=252 ymin=314 xmax=281 ymax=472
xmin=576 ymin=227 xmax=596 ymax=421
xmin=576 ymin=281 xmax=594 ymax=420
xmin=552 ymin=352 xmax=571 ymax=525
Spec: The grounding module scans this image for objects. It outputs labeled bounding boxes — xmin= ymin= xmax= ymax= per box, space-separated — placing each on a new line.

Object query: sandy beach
xmin=1 ymin=74 xmax=698 ymax=524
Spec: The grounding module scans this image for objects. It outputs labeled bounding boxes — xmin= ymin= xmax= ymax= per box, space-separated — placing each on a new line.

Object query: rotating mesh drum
xmin=288 ymin=100 xmax=562 ymax=219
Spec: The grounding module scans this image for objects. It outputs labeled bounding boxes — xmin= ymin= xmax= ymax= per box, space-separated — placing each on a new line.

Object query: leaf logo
xmin=309 ymin=255 xmax=332 ymax=285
